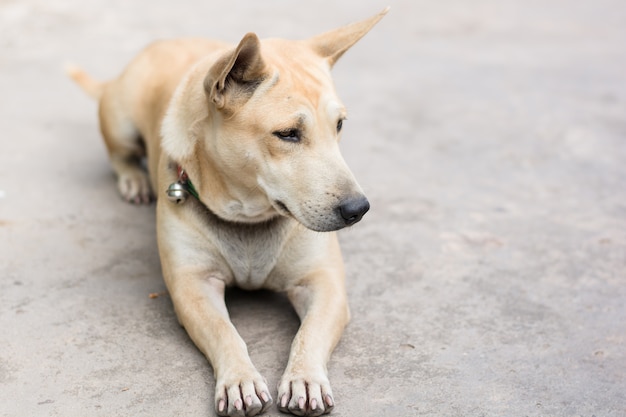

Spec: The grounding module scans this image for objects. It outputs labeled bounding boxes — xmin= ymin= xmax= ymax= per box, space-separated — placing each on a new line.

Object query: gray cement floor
xmin=1 ymin=0 xmax=625 ymax=416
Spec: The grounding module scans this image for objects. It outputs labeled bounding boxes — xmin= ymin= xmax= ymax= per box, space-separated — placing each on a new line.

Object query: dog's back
xmin=68 ymin=38 xmax=229 ymax=202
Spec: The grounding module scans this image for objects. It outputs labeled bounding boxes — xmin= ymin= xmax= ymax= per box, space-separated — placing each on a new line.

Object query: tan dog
xmin=69 ymin=8 xmax=387 ymax=417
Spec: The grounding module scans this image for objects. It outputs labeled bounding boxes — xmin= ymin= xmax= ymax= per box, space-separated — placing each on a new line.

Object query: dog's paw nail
xmin=218 ymin=399 xmax=226 ymax=413
xmin=325 ymin=394 xmax=334 ymax=407
xmin=280 ymin=394 xmax=288 ymax=408
xmin=298 ymin=396 xmax=305 ymax=409
xmin=234 ymin=398 xmax=242 ymax=411
xmin=245 ymin=395 xmax=253 ymax=407
xmin=261 ymin=391 xmax=269 ymax=403
xmin=311 ymin=398 xmax=317 ymax=410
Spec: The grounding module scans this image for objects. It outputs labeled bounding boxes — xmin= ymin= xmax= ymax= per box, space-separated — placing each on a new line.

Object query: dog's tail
xmin=65 ymin=64 xmax=105 ymax=100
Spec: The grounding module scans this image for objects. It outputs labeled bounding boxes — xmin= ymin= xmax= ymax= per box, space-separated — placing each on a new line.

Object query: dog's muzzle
xmin=337 ymin=196 xmax=370 ymax=226
xmin=274 ymin=195 xmax=370 ymax=232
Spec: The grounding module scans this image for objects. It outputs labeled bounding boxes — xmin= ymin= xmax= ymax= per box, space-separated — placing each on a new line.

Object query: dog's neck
xmin=173 ymin=161 xmax=281 ymax=225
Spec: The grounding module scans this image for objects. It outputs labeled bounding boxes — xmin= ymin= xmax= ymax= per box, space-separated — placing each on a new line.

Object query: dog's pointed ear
xmin=204 ymin=33 xmax=267 ymax=110
xmin=307 ymin=7 xmax=389 ymax=67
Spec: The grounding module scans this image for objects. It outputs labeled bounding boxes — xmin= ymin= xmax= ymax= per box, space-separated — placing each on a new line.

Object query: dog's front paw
xmin=215 ymin=373 xmax=272 ymax=417
xmin=277 ymin=372 xmax=334 ymax=416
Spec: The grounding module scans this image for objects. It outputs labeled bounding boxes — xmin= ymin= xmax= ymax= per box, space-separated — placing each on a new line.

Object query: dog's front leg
xmin=277 ymin=271 xmax=350 ymax=416
xmin=167 ymin=271 xmax=273 ymax=416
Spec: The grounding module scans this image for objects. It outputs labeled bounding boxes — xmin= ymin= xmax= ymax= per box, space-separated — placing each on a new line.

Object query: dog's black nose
xmin=338 ymin=196 xmax=370 ymax=226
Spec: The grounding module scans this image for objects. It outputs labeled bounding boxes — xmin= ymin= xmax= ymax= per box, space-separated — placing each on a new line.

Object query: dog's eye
xmin=273 ymin=129 xmax=301 ymax=142
xmin=337 ymin=119 xmax=344 ymax=133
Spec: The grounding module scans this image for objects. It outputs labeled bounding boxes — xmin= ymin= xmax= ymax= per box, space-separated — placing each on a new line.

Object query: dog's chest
xmin=214 ymin=218 xmax=291 ymax=289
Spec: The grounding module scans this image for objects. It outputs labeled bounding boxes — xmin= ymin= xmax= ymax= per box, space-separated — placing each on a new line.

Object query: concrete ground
xmin=1 ymin=0 xmax=625 ymax=416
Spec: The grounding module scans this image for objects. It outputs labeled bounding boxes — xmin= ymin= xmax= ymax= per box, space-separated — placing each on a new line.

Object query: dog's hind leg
xmin=98 ymin=90 xmax=153 ymax=204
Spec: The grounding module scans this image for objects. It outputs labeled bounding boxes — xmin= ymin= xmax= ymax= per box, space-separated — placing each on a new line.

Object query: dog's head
xmin=163 ymin=9 xmax=387 ymax=232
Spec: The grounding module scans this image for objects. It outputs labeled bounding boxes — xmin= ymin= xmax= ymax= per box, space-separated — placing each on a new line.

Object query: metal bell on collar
xmin=166 ymin=182 xmax=189 ymax=204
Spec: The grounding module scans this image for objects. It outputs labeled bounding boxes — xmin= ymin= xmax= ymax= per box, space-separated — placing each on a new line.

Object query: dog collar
xmin=165 ymin=165 xmax=199 ymax=204
xmin=176 ymin=166 xmax=199 ymax=199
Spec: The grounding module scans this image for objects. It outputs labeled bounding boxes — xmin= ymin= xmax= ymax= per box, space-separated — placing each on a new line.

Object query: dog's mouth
xmin=273 ymin=195 xmax=369 ymax=232
xmin=274 ymin=200 xmax=291 ymax=216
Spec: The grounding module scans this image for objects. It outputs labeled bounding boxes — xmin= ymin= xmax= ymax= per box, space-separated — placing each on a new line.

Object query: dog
xmin=68 ymin=8 xmax=387 ymax=416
